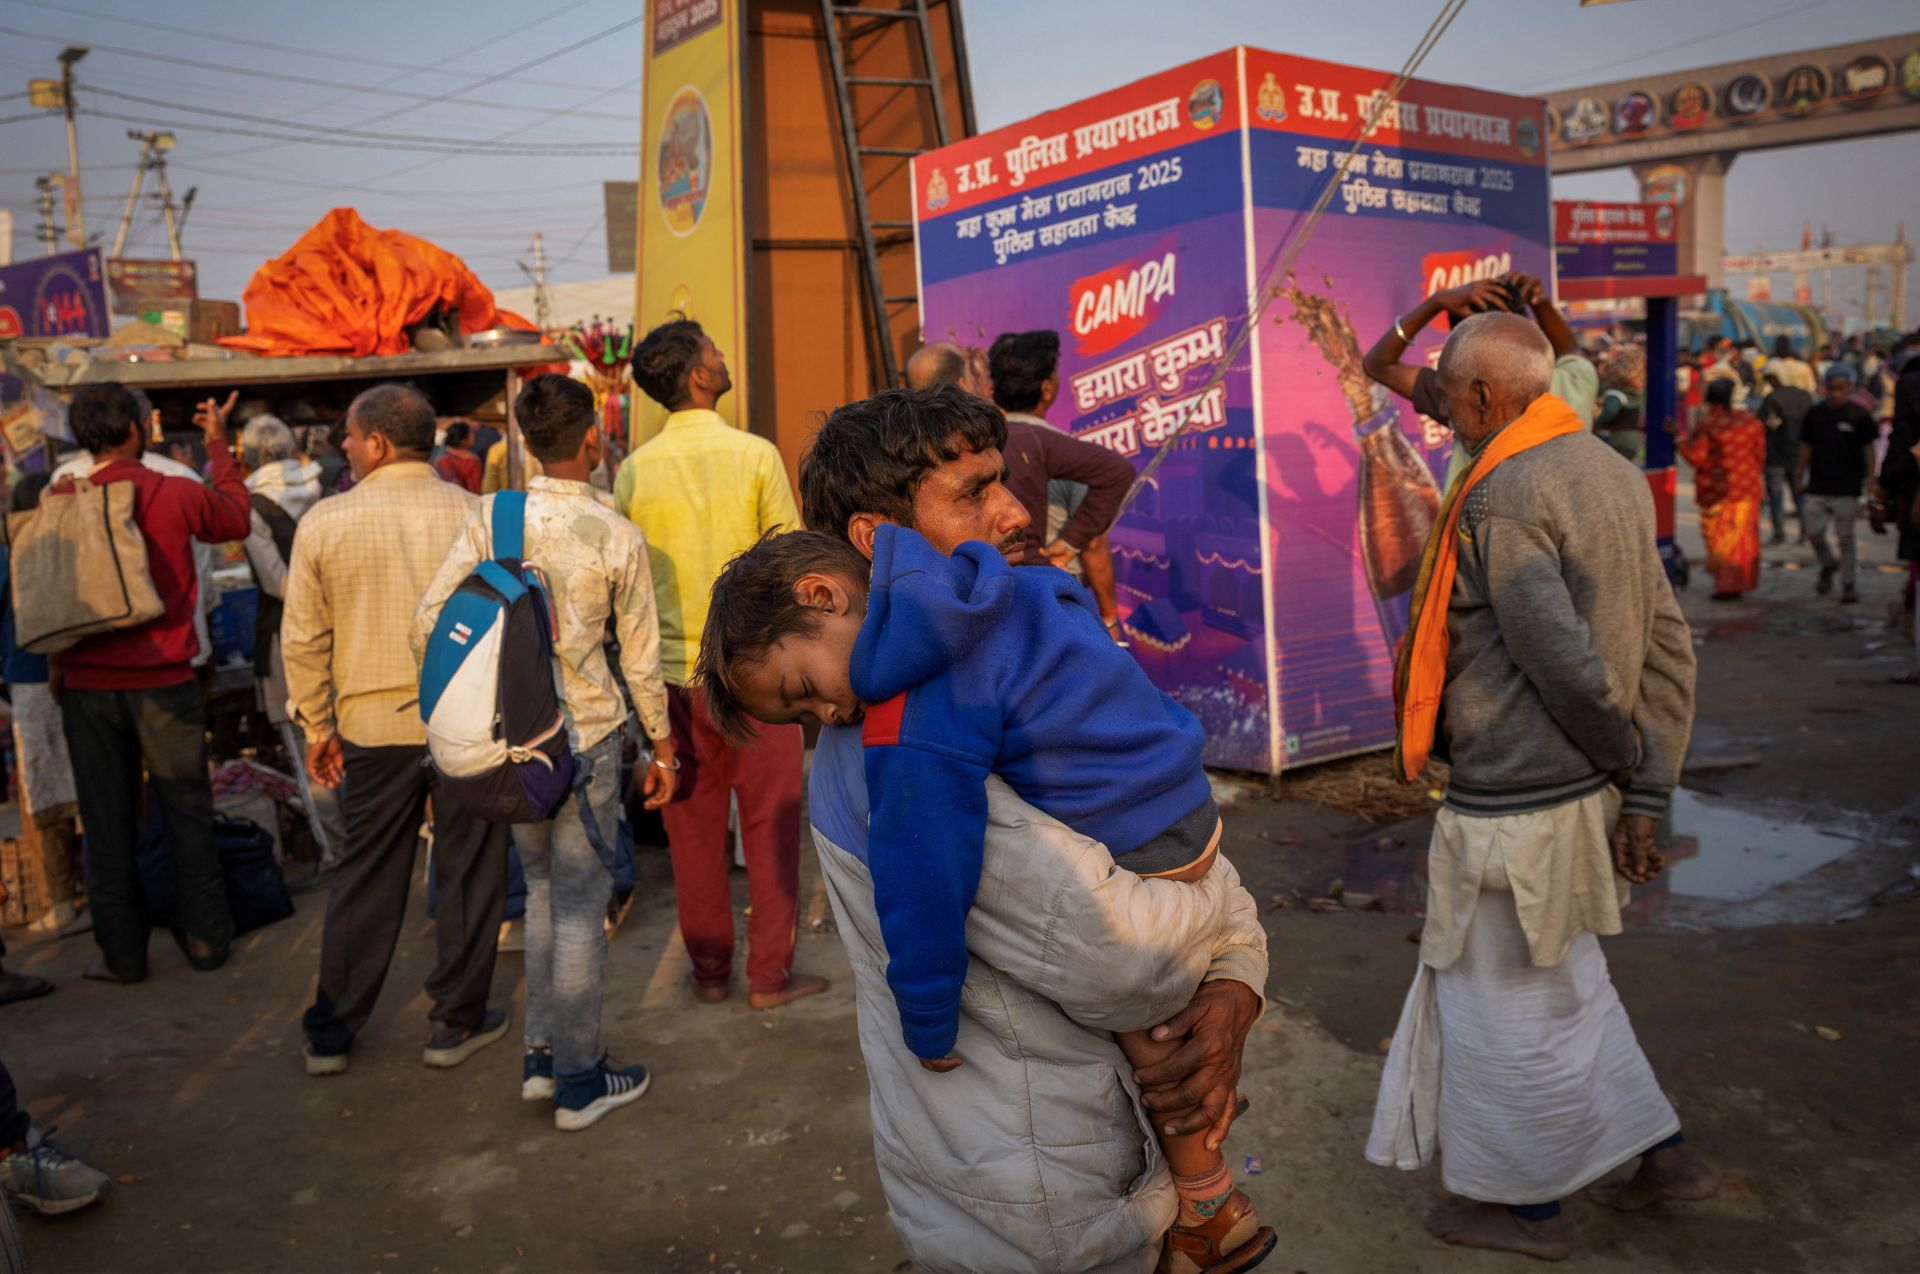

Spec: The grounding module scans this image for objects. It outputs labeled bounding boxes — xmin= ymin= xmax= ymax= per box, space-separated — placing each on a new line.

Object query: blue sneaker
xmin=554 ymin=1058 xmax=650 ymax=1132
xmin=522 ymin=1047 xmax=555 ymax=1102
xmin=0 ymin=1128 xmax=111 ymax=1215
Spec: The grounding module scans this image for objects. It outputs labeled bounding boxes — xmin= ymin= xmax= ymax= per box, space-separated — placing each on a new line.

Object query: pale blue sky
xmin=2 ymin=0 xmax=1913 ymax=323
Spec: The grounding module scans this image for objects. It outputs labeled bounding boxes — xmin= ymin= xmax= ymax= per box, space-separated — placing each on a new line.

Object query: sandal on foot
xmin=0 ymin=972 xmax=54 ymax=1006
xmin=1155 ymin=1189 xmax=1278 ymax=1274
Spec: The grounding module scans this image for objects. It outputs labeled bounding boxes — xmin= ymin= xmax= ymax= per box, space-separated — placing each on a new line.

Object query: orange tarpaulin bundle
xmin=218 ymin=207 xmax=535 ymax=358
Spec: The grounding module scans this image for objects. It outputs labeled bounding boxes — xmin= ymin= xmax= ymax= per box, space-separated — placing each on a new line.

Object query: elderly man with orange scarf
xmin=1365 ymin=313 xmax=1716 ymax=1262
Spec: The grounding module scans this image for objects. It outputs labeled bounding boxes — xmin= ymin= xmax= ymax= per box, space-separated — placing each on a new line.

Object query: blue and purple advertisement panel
xmin=1247 ymin=51 xmax=1550 ymax=766
xmin=913 ymin=50 xmax=1550 ymax=773
xmin=0 ymin=249 xmax=112 ymax=341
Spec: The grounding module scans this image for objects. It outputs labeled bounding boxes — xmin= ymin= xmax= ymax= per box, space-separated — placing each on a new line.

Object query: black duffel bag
xmin=137 ymin=813 xmax=295 ymax=936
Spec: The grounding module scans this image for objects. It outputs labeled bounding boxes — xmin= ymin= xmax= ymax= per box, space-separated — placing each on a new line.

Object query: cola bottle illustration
xmin=1353 ymin=384 xmax=1441 ymax=654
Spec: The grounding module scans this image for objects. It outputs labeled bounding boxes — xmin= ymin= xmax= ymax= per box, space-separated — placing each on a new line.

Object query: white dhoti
xmin=1366 ymin=790 xmax=1680 ymax=1204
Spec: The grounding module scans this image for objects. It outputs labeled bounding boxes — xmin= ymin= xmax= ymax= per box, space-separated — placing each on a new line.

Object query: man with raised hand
xmin=1369 ymin=313 xmax=1712 ymax=1261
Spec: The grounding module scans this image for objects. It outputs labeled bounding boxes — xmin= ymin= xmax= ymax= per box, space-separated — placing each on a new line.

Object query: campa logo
xmin=1420 ymin=246 xmax=1512 ymax=297
xmin=1069 ymin=249 xmax=1177 ymax=356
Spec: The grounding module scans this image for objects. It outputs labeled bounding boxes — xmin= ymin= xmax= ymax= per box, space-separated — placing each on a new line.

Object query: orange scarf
xmin=1392 ymin=393 xmax=1586 ymax=783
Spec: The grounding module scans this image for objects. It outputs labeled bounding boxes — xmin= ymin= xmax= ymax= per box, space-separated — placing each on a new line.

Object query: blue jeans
xmin=516 ymin=734 xmax=619 ymax=1081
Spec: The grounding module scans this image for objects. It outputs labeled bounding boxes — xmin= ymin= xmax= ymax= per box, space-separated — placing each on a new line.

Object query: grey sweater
xmin=1436 ymin=428 xmax=1695 ymax=819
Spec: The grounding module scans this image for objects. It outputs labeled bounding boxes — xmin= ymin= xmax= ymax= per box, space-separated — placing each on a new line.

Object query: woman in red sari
xmin=1678 ymin=377 xmax=1767 ymax=599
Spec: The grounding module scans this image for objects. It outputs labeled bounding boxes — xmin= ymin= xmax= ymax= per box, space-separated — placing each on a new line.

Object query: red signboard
xmin=106 ymin=257 xmax=199 ymax=315
xmin=651 ymin=0 xmax=721 ymax=54
xmin=1245 ymin=48 xmax=1546 ymax=165
xmin=1553 ymin=200 xmax=1676 ymax=245
xmin=913 ymin=51 xmax=1241 ymax=222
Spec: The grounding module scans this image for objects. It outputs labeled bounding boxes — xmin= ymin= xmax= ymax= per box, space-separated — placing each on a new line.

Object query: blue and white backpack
xmin=418 ymin=491 xmax=575 ymax=824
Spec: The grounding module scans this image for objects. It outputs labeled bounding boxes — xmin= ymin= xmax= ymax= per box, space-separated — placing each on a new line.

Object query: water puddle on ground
xmin=1318 ymin=788 xmax=1877 ymax=929
xmin=1659 ymin=789 xmax=1861 ymax=903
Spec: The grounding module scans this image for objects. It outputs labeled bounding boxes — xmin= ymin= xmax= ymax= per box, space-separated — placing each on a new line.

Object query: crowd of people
xmin=1672 ymin=330 xmax=1920 ymax=628
xmin=0 ymin=283 xmax=1910 ymax=1270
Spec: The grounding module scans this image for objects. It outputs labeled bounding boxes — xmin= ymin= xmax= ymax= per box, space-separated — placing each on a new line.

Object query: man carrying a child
xmin=697 ymin=385 xmax=1271 ymax=1274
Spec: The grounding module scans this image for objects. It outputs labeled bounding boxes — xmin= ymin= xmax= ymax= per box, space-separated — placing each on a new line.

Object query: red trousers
xmin=660 ymin=687 xmax=803 ymax=994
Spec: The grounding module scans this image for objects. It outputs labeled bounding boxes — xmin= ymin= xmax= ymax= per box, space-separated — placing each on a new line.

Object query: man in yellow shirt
xmin=617 ymin=320 xmax=825 ymax=1010
xmin=480 ymin=435 xmax=543 ymax=493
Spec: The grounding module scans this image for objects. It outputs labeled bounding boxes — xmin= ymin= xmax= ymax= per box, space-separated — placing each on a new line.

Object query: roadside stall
xmin=0 ymin=212 xmax=564 ymax=894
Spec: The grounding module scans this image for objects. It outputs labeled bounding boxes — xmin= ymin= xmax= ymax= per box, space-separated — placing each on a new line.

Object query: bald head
xmin=905 ymin=341 xmax=968 ymax=391
xmin=1435 ymin=312 xmax=1555 ymax=446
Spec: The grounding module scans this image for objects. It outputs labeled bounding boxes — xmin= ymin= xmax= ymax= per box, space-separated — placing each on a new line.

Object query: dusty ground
xmin=4 ymin=496 xmax=1916 ymax=1274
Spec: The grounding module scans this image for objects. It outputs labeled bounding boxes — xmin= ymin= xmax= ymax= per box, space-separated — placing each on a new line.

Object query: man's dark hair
xmin=70 ymin=383 xmax=143 ymax=454
xmin=632 ymin=318 xmax=705 ymax=409
xmin=988 ymin=330 xmax=1060 ymax=412
xmin=442 ymin=420 xmax=472 ymax=449
xmin=798 ymin=384 xmax=1007 ymax=542
xmin=9 ymin=472 xmax=49 ymax=515
xmin=695 ymin=529 xmax=871 ymax=740
xmin=347 ymin=383 xmax=435 ymax=454
xmin=1773 ymin=335 xmax=1795 ymax=358
xmin=1705 ymin=377 xmax=1735 ymax=408
xmin=514 ymin=375 xmax=594 ymax=463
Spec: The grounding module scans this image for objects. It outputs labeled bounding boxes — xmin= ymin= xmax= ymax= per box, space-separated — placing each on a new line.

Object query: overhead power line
xmin=0 ymin=23 xmax=634 ymax=121
xmin=75 ymin=107 xmax=638 ymax=156
xmin=0 ymin=0 xmax=622 ymax=94
xmin=1522 ymin=0 xmax=1838 ymax=90
xmin=335 ymin=14 xmax=646 ymax=135
xmin=84 ymin=87 xmax=636 ymax=150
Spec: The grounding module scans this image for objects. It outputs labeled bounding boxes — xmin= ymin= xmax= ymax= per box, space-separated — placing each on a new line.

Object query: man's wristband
xmin=1393 ymin=315 xmax=1411 ymax=343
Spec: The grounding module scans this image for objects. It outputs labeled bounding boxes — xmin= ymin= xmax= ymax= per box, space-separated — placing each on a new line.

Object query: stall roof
xmin=16 ymin=342 xmax=565 ymax=392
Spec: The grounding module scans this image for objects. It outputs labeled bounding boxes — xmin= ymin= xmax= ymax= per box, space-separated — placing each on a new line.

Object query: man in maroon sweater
xmin=54 ymin=383 xmax=252 ymax=983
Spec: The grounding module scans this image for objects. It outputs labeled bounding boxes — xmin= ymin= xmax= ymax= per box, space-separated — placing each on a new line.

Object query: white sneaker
xmin=553 ymin=1059 xmax=650 ymax=1132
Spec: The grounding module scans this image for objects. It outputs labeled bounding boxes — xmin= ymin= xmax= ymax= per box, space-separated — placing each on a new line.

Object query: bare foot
xmin=687 ymin=975 xmax=729 ymax=1005
xmin=83 ymin=959 xmax=136 ymax=985
xmin=749 ymin=973 xmax=830 ymax=1011
xmin=1424 ymin=1198 xmax=1570 ymax=1262
xmin=1587 ymin=1145 xmax=1720 ymax=1212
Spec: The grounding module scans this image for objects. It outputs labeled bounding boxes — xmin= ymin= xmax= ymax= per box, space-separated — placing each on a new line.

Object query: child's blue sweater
xmin=852 ymin=523 xmax=1210 ymax=1059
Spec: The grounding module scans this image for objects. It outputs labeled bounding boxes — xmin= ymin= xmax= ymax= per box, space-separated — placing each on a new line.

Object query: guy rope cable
xmin=1115 ymin=0 xmax=1473 ymax=518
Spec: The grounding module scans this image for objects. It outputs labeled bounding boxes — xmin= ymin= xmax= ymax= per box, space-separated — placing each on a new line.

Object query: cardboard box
xmin=188 ymin=299 xmax=242 ymax=345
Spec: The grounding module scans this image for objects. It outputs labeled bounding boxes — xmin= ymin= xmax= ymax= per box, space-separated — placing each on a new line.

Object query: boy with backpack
xmin=411 ymin=375 xmax=677 ymax=1131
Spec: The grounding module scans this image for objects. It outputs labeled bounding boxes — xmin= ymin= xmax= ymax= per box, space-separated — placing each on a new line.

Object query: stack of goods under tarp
xmin=218 ymin=207 xmax=537 ymax=358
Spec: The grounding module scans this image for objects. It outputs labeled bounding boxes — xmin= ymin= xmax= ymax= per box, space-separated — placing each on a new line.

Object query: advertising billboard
xmin=1553 ymin=199 xmax=1679 ymax=278
xmin=634 ymin=0 xmax=747 ymax=443
xmin=914 ymin=49 xmax=1551 ymax=772
xmin=0 ymin=248 xmax=113 ymax=341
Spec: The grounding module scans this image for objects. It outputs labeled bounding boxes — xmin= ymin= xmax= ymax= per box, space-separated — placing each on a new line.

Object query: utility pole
xmin=530 ymin=230 xmax=552 ymax=331
xmin=57 ymin=45 xmax=88 ymax=249
xmin=112 ymin=131 xmax=187 ymax=261
xmin=32 ymin=176 xmax=60 ymax=255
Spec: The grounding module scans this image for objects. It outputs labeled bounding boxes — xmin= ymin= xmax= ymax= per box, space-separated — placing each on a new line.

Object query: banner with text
xmin=917 ymin=48 xmax=1552 ymax=773
xmin=635 ymin=0 xmax=746 ymax=441
xmin=916 ymin=50 xmax=1270 ymax=770
xmin=1248 ymin=49 xmax=1551 ymax=766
